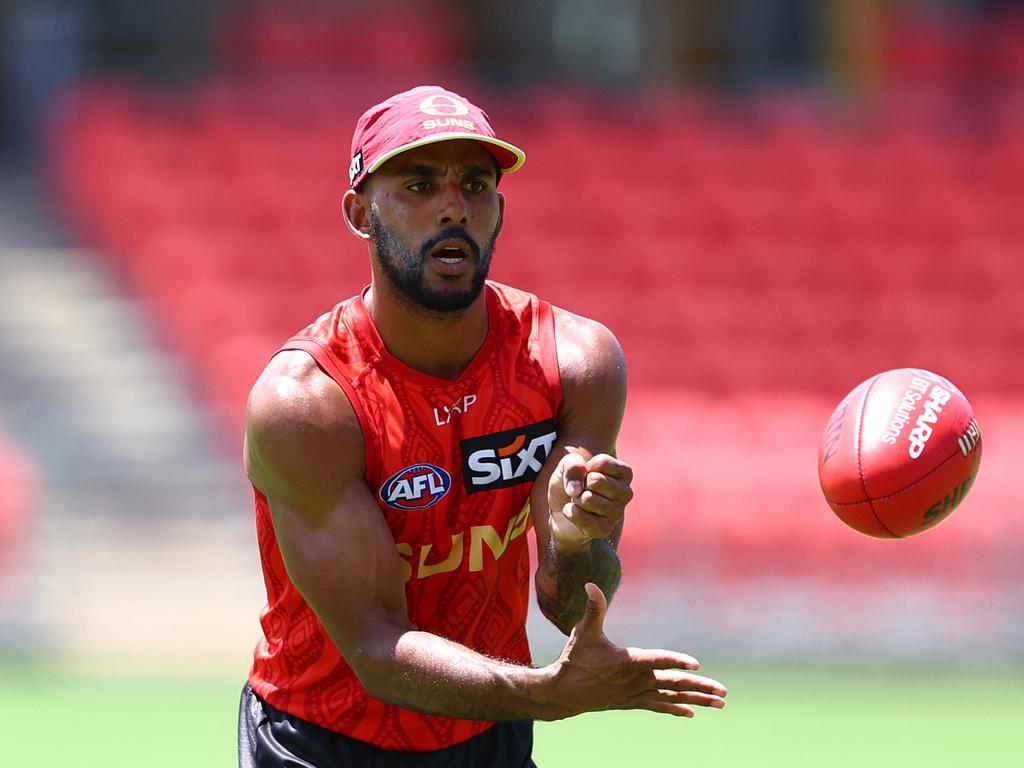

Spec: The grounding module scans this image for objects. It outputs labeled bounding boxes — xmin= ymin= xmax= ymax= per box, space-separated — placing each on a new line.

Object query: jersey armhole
xmin=278 ymin=336 xmax=381 ymax=482
xmin=533 ymin=299 xmax=564 ymax=414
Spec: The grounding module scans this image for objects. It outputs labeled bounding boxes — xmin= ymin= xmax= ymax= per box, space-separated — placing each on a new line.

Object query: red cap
xmin=348 ymin=85 xmax=526 ymax=188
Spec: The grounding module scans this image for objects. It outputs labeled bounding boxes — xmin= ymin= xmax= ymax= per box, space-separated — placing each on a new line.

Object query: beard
xmin=369 ymin=211 xmax=497 ymax=314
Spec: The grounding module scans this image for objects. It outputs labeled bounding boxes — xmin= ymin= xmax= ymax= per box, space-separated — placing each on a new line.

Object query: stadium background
xmin=1 ymin=1 xmax=1022 ymax=765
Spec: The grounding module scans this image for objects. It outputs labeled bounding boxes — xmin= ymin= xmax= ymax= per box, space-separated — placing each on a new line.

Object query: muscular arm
xmin=246 ymin=351 xmax=553 ymax=721
xmin=531 ymin=311 xmax=631 ymax=635
xmin=246 ymin=349 xmax=724 ymax=723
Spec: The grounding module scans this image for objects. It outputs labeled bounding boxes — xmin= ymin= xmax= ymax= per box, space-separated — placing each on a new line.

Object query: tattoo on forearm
xmin=536 ymin=538 xmax=622 ymax=634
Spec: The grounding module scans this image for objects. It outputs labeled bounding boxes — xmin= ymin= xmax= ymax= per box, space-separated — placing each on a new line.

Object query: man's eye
xmin=407 ymin=181 xmax=431 ymax=192
xmin=464 ymin=179 xmax=487 ymax=193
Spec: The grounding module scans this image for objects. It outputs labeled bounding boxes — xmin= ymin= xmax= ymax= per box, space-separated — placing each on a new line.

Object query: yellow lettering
xmin=510 ymin=503 xmax=531 ymax=539
xmin=469 ymin=525 xmax=510 ymax=572
xmin=417 ymin=533 xmax=464 ymax=578
xmin=401 ymin=508 xmax=533 ymax=581
xmin=469 ymin=505 xmax=532 ymax=572
xmin=396 ymin=543 xmax=413 ymax=583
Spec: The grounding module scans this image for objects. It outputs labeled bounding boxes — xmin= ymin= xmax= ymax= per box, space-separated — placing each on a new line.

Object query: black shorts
xmin=238 ymin=683 xmax=537 ymax=768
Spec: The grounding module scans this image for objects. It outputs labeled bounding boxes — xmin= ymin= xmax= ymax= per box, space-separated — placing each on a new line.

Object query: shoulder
xmin=552 ymin=306 xmax=626 ymax=393
xmin=246 ymin=350 xmax=358 ymax=439
xmin=550 ymin=307 xmax=626 ymax=434
xmin=245 ymin=349 xmax=364 ymax=495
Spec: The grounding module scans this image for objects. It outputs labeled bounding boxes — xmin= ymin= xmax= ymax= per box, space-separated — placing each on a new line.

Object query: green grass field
xmin=1 ymin=663 xmax=1021 ymax=767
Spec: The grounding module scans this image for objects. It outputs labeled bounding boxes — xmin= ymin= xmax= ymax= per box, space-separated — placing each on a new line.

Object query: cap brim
xmin=365 ymin=133 xmax=526 ymax=178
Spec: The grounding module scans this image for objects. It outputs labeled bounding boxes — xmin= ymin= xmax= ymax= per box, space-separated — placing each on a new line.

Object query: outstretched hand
xmin=538 ymin=583 xmax=727 ymax=721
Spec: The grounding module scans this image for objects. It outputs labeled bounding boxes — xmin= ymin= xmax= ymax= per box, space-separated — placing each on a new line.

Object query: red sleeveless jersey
xmin=249 ymin=281 xmax=562 ymax=751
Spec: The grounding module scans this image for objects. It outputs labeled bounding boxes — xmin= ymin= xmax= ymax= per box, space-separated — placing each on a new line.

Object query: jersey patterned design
xmin=249 ymin=281 xmax=562 ymax=752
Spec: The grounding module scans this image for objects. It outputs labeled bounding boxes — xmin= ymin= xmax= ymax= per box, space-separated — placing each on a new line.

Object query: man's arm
xmin=246 ymin=350 xmax=725 ymax=722
xmin=531 ymin=310 xmax=631 ymax=635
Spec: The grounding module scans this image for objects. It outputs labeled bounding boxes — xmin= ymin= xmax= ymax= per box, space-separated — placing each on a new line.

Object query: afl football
xmin=817 ymin=368 xmax=982 ymax=538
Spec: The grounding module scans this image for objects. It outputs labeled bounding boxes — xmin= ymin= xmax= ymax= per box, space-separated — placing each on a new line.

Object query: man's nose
xmin=437 ymin=182 xmax=469 ymax=226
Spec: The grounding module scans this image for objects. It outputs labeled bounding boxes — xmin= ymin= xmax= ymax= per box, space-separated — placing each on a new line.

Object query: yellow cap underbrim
xmin=365 ymin=133 xmax=526 ymax=178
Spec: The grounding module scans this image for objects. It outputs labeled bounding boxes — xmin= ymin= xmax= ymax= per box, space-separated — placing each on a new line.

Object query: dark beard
xmin=369 ymin=213 xmax=496 ymax=314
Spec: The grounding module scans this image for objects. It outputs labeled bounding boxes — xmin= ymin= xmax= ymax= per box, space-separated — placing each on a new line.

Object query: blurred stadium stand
xmin=51 ymin=78 xmax=1024 ymax=410
xmin=0 ymin=170 xmax=263 ymax=661
xmin=0 ymin=429 xmax=36 ymax=586
xmin=1 ymin=0 xmax=1023 ymax=663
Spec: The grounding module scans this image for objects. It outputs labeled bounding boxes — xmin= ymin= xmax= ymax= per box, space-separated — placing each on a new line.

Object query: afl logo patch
xmin=379 ymin=464 xmax=452 ymax=511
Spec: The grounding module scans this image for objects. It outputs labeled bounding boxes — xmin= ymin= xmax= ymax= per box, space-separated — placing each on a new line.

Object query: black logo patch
xmin=349 ymin=149 xmax=364 ymax=185
xmin=461 ymin=419 xmax=557 ymax=495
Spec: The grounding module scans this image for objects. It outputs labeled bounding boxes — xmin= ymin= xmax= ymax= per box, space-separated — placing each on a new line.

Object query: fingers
xmin=549 ymin=449 xmax=634 ymax=551
xmin=565 ymin=488 xmax=628 ymax=523
xmin=556 ymin=607 xmax=728 ymax=720
xmin=581 ymin=470 xmax=633 ymax=504
xmin=558 ymin=456 xmax=633 ymax=541
xmin=560 ymin=450 xmax=589 ymax=498
xmin=624 ymin=687 xmax=727 ymax=719
xmin=650 ymin=669 xmax=728 ymax=700
xmin=632 ymin=676 xmax=728 ymax=717
xmin=584 ymin=581 xmax=606 ymax=610
xmin=581 ymin=452 xmax=633 ymax=484
xmin=646 ymin=689 xmax=726 ymax=709
xmin=628 ymin=649 xmax=728 ymax=706
xmin=645 ymin=702 xmax=697 ymax=718
xmin=624 ymin=650 xmax=727 ymax=698
xmin=561 ymin=503 xmax=619 ymax=541
xmin=627 ymin=647 xmax=702 ymax=671
xmin=638 ymin=695 xmax=723 ymax=718
xmin=576 ymin=582 xmax=608 ymax=635
xmin=561 ymin=449 xmax=633 ymax=497
xmin=565 ymin=457 xmax=633 ymax=511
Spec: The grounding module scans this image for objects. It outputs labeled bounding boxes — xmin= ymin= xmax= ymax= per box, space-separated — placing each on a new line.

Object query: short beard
xmin=369 ymin=211 xmax=497 ymax=315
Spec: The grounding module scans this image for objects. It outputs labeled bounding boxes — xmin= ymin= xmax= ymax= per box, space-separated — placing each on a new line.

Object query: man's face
xmin=362 ymin=140 xmax=503 ymax=314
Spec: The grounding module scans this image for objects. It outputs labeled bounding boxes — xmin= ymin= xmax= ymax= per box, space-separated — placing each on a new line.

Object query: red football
xmin=817 ymin=368 xmax=982 ymax=538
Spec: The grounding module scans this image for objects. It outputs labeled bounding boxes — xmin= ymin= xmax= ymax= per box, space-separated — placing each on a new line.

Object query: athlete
xmin=239 ymin=85 xmax=726 ymax=767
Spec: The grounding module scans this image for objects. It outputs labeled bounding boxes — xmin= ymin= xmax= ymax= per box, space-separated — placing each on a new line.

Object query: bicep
xmin=266 ymin=481 xmax=412 ymax=659
xmin=245 ymin=353 xmax=412 ymax=668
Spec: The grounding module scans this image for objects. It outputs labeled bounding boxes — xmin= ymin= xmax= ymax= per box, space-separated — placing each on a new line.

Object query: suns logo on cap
xmin=419 ymin=94 xmax=470 ymax=117
xmin=379 ymin=464 xmax=452 ymax=511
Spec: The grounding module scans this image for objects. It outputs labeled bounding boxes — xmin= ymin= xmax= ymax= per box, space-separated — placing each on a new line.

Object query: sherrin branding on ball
xmin=817 ymin=368 xmax=982 ymax=538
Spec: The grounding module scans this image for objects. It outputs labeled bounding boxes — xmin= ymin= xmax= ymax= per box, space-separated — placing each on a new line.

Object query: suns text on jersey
xmin=395 ymin=504 xmax=531 ymax=582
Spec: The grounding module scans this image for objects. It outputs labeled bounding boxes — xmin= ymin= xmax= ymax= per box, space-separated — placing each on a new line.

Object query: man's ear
xmin=495 ymin=191 xmax=505 ymax=238
xmin=342 ymin=188 xmax=372 ymax=240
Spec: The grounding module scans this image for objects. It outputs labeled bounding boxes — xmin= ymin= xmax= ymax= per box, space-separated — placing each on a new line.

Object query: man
xmin=239 ymin=85 xmax=726 ymax=767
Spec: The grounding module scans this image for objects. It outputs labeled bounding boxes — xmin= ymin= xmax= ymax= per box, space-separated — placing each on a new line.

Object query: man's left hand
xmin=547 ymin=447 xmax=633 ymax=554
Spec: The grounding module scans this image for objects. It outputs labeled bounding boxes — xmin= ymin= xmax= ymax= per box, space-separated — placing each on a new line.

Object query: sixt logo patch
xmin=461 ymin=419 xmax=557 ymax=495
xmin=379 ymin=464 xmax=451 ymax=511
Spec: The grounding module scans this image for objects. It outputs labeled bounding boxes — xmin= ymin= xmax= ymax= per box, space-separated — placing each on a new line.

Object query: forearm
xmin=535 ymin=537 xmax=622 ymax=635
xmin=356 ymin=627 xmax=563 ymax=721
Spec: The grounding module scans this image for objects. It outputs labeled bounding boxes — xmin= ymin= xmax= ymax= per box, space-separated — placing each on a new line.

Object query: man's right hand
xmin=536 ymin=583 xmax=727 ymax=720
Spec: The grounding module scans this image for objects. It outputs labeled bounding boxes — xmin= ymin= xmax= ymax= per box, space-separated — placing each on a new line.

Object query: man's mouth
xmin=428 ymin=239 xmax=473 ymax=265
xmin=435 ymin=247 xmax=467 ymax=263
